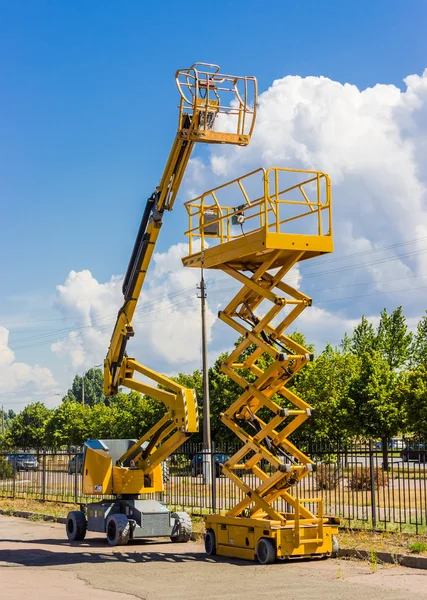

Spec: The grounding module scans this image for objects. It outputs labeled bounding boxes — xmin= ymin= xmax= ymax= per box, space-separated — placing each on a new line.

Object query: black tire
xmin=106 ymin=514 xmax=130 ymax=546
xmin=205 ymin=529 xmax=216 ymax=555
xmin=256 ymin=537 xmax=276 ymax=565
xmin=161 ymin=461 xmax=170 ymax=484
xmin=331 ymin=535 xmax=339 ymax=558
xmin=170 ymin=511 xmax=192 ymax=543
xmin=66 ymin=510 xmax=87 ymax=542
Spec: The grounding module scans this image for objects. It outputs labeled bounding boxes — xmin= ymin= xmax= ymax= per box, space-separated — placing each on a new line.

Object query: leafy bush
xmin=347 ymin=466 xmax=388 ymax=491
xmin=408 ymin=541 xmax=427 ymax=554
xmin=0 ymin=456 xmax=13 ymax=480
xmin=316 ymin=464 xmax=341 ymax=490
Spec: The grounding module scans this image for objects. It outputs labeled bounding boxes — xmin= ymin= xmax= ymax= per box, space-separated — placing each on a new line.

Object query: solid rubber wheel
xmin=331 ymin=535 xmax=339 ymax=558
xmin=256 ymin=538 xmax=276 ymax=565
xmin=204 ymin=529 xmax=216 ymax=555
xmin=170 ymin=512 xmax=192 ymax=543
xmin=106 ymin=514 xmax=130 ymax=546
xmin=66 ymin=510 xmax=87 ymax=542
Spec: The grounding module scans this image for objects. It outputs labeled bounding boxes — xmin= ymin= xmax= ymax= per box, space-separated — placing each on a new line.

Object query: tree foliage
xmin=3 ymin=306 xmax=427 ymax=450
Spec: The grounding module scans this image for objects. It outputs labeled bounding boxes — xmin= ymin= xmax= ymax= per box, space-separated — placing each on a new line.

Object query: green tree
xmin=348 ymin=350 xmax=402 ymax=469
xmin=410 ymin=312 xmax=427 ymax=367
xmin=63 ymin=368 xmax=106 ymax=406
xmin=6 ymin=402 xmax=51 ymax=449
xmin=351 ymin=315 xmax=376 ymax=356
xmin=45 ymin=399 xmax=90 ymax=448
xmin=376 ymin=307 xmax=412 ymax=369
xmin=293 ymin=343 xmax=360 ymax=441
xmin=399 ymin=366 xmax=427 ymax=437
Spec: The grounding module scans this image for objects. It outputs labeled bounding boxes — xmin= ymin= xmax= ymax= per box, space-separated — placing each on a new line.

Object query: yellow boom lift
xmin=182 ymin=167 xmax=339 ymax=562
xmin=65 ymin=63 xmax=257 ymax=546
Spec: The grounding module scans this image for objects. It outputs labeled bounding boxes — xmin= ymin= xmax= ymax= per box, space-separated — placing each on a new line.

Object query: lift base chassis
xmin=86 ymin=499 xmax=176 ymax=539
xmin=205 ymin=514 xmax=339 ymax=562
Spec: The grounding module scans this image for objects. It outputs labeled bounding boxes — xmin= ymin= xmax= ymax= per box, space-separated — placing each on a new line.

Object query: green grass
xmin=408 ymin=541 xmax=427 ymax=554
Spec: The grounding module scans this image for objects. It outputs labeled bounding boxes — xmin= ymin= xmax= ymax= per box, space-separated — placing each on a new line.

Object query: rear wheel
xmin=331 ymin=535 xmax=339 ymax=558
xmin=106 ymin=514 xmax=130 ymax=546
xmin=205 ymin=529 xmax=216 ymax=555
xmin=66 ymin=510 xmax=87 ymax=542
xmin=256 ymin=538 xmax=276 ymax=565
xmin=170 ymin=512 xmax=192 ymax=543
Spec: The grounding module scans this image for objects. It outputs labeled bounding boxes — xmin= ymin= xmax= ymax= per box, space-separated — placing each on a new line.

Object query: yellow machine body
xmin=183 ymin=166 xmax=339 ymax=561
xmin=206 ymin=515 xmax=338 ymax=561
xmin=83 ymin=64 xmax=258 ymax=496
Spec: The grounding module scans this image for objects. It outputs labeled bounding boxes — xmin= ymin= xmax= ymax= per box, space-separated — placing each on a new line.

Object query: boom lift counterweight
xmin=65 ymin=63 xmax=258 ymax=546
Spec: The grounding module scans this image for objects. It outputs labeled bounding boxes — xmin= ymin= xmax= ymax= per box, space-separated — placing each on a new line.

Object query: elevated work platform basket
xmin=182 ymin=168 xmax=333 ymax=269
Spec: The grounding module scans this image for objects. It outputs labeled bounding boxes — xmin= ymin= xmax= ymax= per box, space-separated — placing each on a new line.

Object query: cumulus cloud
xmin=51 ymin=243 xmax=222 ymax=372
xmin=0 ymin=327 xmax=56 ymax=409
xmin=52 ymin=69 xmax=427 ymax=370
xmin=182 ymin=70 xmax=427 ymax=346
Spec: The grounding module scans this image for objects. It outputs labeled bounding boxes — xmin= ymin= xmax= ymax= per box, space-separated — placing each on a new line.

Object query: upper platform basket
xmin=176 ymin=63 xmax=257 ymax=146
xmin=182 ymin=167 xmax=333 ymax=270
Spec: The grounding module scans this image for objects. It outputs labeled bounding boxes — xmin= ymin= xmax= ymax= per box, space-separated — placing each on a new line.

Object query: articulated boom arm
xmin=103 ymin=63 xmax=257 ymax=476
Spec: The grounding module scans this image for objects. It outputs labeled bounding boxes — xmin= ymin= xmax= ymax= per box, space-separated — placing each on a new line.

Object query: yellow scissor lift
xmin=182 ymin=167 xmax=339 ymax=563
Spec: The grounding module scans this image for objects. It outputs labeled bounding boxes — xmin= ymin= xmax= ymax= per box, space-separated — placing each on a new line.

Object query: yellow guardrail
xmin=184 ymin=167 xmax=332 ymax=256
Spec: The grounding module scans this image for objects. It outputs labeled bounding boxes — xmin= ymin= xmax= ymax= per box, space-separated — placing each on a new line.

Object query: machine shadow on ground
xmin=0 ymin=536 xmax=331 ymax=569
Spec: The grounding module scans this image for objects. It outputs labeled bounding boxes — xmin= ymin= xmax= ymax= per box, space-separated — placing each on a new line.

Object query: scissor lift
xmin=182 ymin=167 xmax=339 ymax=563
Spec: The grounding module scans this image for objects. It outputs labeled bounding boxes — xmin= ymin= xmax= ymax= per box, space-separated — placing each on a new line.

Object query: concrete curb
xmin=0 ymin=508 xmax=66 ymax=524
xmin=338 ymin=548 xmax=427 ymax=570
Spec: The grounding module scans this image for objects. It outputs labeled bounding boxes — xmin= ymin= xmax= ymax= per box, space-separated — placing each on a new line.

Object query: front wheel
xmin=106 ymin=514 xmax=130 ymax=546
xmin=205 ymin=529 xmax=216 ymax=556
xmin=66 ymin=510 xmax=87 ymax=542
xmin=256 ymin=538 xmax=276 ymax=565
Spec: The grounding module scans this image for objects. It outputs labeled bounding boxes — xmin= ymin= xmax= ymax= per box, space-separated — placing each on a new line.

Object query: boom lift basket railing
xmin=176 ymin=63 xmax=257 ymax=145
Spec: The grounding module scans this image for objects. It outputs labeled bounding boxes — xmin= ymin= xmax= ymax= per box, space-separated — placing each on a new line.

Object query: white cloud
xmin=51 ymin=69 xmax=427 ymax=377
xmin=0 ymin=327 xmax=56 ymax=409
xmin=181 ymin=69 xmax=427 ymax=344
xmin=51 ymin=244 xmax=221 ymax=372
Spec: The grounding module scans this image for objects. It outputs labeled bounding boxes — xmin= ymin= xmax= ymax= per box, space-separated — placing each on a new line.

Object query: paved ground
xmin=1 ymin=515 xmax=427 ymax=600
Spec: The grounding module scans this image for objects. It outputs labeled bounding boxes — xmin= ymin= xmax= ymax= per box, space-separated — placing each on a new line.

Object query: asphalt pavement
xmin=1 ymin=515 xmax=427 ymax=600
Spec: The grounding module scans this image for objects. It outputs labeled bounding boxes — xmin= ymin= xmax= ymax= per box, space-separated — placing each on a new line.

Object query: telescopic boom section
xmin=103 ymin=63 xmax=257 ymax=471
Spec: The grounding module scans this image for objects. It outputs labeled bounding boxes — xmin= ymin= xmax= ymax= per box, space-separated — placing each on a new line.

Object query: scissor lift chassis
xmin=205 ymin=515 xmax=338 ymax=561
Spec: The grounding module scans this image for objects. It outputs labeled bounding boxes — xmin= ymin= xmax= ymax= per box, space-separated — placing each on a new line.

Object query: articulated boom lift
xmin=65 ymin=64 xmax=257 ymax=546
xmin=183 ymin=167 xmax=339 ymax=562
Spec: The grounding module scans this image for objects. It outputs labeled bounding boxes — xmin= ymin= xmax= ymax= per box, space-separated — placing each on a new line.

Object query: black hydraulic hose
xmin=122 ymin=192 xmax=158 ymax=298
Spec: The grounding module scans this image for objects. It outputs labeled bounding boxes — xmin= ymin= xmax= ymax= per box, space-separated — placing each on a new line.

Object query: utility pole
xmin=1 ymin=405 xmax=4 ymax=436
xmin=198 ymin=269 xmax=212 ymax=484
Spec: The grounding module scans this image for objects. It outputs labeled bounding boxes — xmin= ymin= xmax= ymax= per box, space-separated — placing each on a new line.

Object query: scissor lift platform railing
xmin=183 ymin=167 xmax=339 ymax=563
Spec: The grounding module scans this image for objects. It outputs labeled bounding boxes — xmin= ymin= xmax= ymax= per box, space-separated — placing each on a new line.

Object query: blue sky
xmin=1 ymin=0 xmax=427 ymax=410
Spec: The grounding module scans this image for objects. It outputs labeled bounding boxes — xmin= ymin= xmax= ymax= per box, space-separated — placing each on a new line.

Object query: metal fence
xmin=1 ymin=440 xmax=426 ymax=533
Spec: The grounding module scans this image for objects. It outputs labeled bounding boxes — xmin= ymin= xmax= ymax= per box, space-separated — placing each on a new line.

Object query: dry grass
xmin=0 ymin=497 xmax=77 ymax=518
xmin=339 ymin=528 xmax=427 ymax=557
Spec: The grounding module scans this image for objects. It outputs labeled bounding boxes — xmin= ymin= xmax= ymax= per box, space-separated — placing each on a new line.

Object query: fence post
xmin=42 ymin=449 xmax=46 ymax=502
xmin=211 ymin=442 xmax=216 ymax=514
xmin=369 ymin=439 xmax=377 ymax=529
xmin=12 ymin=450 xmax=16 ymax=500
xmin=74 ymin=454 xmax=78 ymax=505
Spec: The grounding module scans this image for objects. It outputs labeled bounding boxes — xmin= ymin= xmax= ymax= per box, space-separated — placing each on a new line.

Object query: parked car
xmin=7 ymin=454 xmax=39 ymax=472
xmin=67 ymin=453 xmax=84 ymax=475
xmin=401 ymin=443 xmax=426 ymax=463
xmin=191 ymin=453 xmax=230 ymax=477
xmin=375 ymin=439 xmax=406 ymax=450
